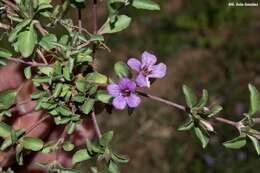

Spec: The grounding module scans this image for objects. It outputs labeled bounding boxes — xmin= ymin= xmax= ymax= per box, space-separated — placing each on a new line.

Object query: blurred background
xmin=93 ymin=0 xmax=260 ymax=173
xmin=1 ymin=0 xmax=260 ymax=172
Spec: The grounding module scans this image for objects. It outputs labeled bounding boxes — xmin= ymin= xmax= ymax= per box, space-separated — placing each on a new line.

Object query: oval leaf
xmin=22 ymin=137 xmax=44 ymax=151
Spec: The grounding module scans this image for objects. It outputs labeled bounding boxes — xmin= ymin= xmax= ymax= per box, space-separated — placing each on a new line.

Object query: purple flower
xmin=127 ymin=51 xmax=166 ymax=87
xmin=107 ymin=78 xmax=141 ymax=110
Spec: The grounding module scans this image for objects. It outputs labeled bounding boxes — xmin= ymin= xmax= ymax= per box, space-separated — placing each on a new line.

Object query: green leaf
xmin=0 ymin=122 xmax=12 ymax=138
xmin=72 ymin=149 xmax=91 ymax=164
xmin=199 ymin=119 xmax=214 ymax=132
xmin=196 ymin=89 xmax=208 ymax=108
xmin=65 ymin=122 xmax=76 ymax=135
xmin=194 ymin=127 xmax=208 ymax=148
xmin=8 ymin=19 xmax=31 ymax=42
xmin=177 ymin=120 xmax=194 ymax=131
xmin=42 ymin=140 xmax=58 ymax=153
xmin=248 ymin=135 xmax=260 ymax=155
xmin=208 ymin=105 xmax=223 ymax=117
xmin=223 ymin=136 xmax=246 ymax=149
xmin=132 ymin=0 xmax=160 ymax=11
xmin=86 ymin=139 xmax=102 ymax=155
xmin=182 ymin=85 xmax=197 ymax=108
xmin=0 ymin=90 xmax=17 ymax=110
xmin=99 ymin=131 xmax=114 ymax=146
xmin=100 ymin=15 xmax=132 ymax=34
xmin=96 ymin=91 xmax=112 ymax=104
xmin=1 ymin=138 xmax=12 ymax=150
xmin=63 ymin=141 xmax=75 ymax=151
xmin=76 ymin=79 xmax=87 ymax=93
xmin=22 ymin=137 xmax=44 ymax=151
xmin=76 ymin=50 xmax=93 ymax=63
xmin=108 ymin=160 xmax=120 ymax=173
xmin=86 ymin=72 xmax=108 ymax=84
xmin=63 ymin=64 xmax=72 ymax=81
xmin=39 ymin=34 xmax=57 ymax=50
xmin=17 ymin=25 xmax=38 ymax=58
xmin=53 ymin=83 xmax=63 ymax=98
xmin=59 ymin=168 xmax=80 ymax=173
xmin=248 ymin=84 xmax=260 ymax=116
xmin=0 ymin=48 xmax=13 ymax=58
xmin=56 ymin=106 xmax=73 ymax=116
xmin=111 ymin=152 xmax=129 ymax=163
xmin=114 ymin=61 xmax=132 ymax=78
xmin=24 ymin=66 xmax=32 ymax=79
xmin=16 ymin=144 xmax=23 ymax=165
xmin=81 ymin=99 xmax=95 ymax=115
xmin=89 ymin=34 xmax=104 ymax=42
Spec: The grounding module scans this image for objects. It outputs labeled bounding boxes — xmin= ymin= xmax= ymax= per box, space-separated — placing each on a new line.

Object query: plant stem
xmin=214 ymin=117 xmax=238 ymax=128
xmin=6 ymin=57 xmax=51 ymax=67
xmin=92 ymin=0 xmax=98 ymax=34
xmin=3 ymin=0 xmax=18 ymax=11
xmin=25 ymin=114 xmax=50 ymax=135
xmin=137 ymin=91 xmax=186 ymax=111
xmin=78 ymin=8 xmax=82 ymax=33
xmin=138 ymin=91 xmax=239 ymax=128
xmin=91 ymin=111 xmax=102 ymax=138
xmin=92 ymin=0 xmax=98 ymax=56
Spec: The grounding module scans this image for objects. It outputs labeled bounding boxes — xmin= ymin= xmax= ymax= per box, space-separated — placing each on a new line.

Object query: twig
xmin=78 ymin=8 xmax=82 ymax=33
xmin=25 ymin=114 xmax=50 ymax=135
xmin=92 ymin=0 xmax=98 ymax=34
xmin=214 ymin=117 xmax=238 ymax=128
xmin=2 ymin=0 xmax=19 ymax=11
xmin=91 ymin=111 xmax=102 ymax=138
xmin=6 ymin=57 xmax=51 ymax=67
xmin=0 ymin=23 xmax=10 ymax=30
xmin=36 ymin=49 xmax=48 ymax=64
xmin=33 ymin=20 xmax=48 ymax=36
xmin=138 ymin=91 xmax=240 ymax=128
xmin=92 ymin=0 xmax=98 ymax=57
xmin=137 ymin=91 xmax=186 ymax=111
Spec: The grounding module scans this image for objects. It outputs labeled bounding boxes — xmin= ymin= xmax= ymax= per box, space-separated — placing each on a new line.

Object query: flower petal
xmin=136 ymin=73 xmax=150 ymax=87
xmin=149 ymin=63 xmax=167 ymax=78
xmin=118 ymin=78 xmax=136 ymax=91
xmin=127 ymin=58 xmax=141 ymax=72
xmin=113 ymin=96 xmax=127 ymax=110
xmin=107 ymin=84 xmax=121 ymax=97
xmin=141 ymin=51 xmax=157 ymax=67
xmin=126 ymin=94 xmax=141 ymax=108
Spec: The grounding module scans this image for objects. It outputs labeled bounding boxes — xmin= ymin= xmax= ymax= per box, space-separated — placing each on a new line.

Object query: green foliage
xmin=223 ymin=135 xmax=247 ymax=149
xmin=99 ymin=131 xmax=114 ymax=146
xmin=17 ymin=24 xmax=38 ymax=57
xmin=1 ymin=0 xmax=260 ymax=172
xmin=72 ymin=149 xmax=91 ymax=164
xmin=114 ymin=61 xmax=132 ymax=78
xmin=132 ymin=0 xmax=160 ymax=11
xmin=0 ymin=90 xmax=17 ymax=110
xmin=99 ymin=15 xmax=132 ymax=34
xmin=248 ymin=84 xmax=260 ymax=117
xmin=22 ymin=137 xmax=44 ymax=151
xmin=182 ymin=85 xmax=197 ymax=108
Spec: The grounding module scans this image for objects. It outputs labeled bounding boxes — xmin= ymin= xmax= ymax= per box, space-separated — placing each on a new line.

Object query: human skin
xmin=0 ymin=62 xmax=94 ymax=172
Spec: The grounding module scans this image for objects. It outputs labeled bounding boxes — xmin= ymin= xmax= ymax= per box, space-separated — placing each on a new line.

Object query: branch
xmin=2 ymin=0 xmax=19 ymax=11
xmin=6 ymin=57 xmax=51 ymax=67
xmin=33 ymin=20 xmax=48 ymax=36
xmin=91 ymin=111 xmax=102 ymax=138
xmin=78 ymin=8 xmax=82 ymax=33
xmin=25 ymin=114 xmax=50 ymax=135
xmin=92 ymin=0 xmax=98 ymax=56
xmin=138 ymin=91 xmax=240 ymax=129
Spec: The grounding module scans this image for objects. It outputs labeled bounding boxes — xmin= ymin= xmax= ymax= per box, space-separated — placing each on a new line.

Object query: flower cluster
xmin=107 ymin=51 xmax=167 ymax=110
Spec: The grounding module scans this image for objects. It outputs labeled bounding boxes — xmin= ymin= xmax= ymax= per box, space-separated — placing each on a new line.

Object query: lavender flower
xmin=127 ymin=51 xmax=166 ymax=87
xmin=107 ymin=78 xmax=141 ymax=110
